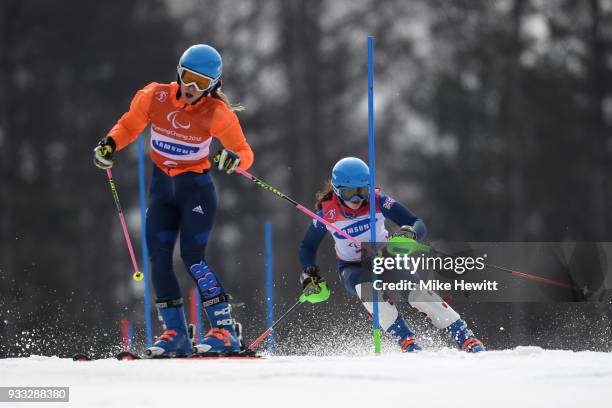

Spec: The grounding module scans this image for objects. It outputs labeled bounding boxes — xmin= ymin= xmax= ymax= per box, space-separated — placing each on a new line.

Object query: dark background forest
xmin=1 ymin=0 xmax=612 ymax=357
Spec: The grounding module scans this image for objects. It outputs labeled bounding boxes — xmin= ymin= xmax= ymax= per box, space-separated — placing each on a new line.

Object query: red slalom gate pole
xmin=121 ymin=318 xmax=130 ymax=352
xmin=189 ymin=288 xmax=199 ymax=341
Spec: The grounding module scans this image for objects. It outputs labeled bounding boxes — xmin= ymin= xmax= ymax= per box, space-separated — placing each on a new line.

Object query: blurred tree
xmin=1 ymin=0 xmax=611 ymax=356
xmin=398 ymin=0 xmax=612 ymax=241
xmin=0 ymin=0 xmax=180 ymax=357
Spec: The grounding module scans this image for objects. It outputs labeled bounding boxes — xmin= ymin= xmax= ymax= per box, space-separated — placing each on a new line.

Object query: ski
xmin=116 ymin=350 xmax=261 ymax=360
xmin=72 ymin=353 xmax=93 ymax=361
xmin=73 ymin=350 xmax=261 ymax=361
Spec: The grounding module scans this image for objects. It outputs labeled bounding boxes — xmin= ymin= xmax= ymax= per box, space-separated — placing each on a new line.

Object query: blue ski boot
xmin=447 ymin=319 xmax=485 ymax=353
xmin=388 ymin=315 xmax=423 ymax=352
xmin=145 ymin=299 xmax=192 ymax=358
xmin=192 ymin=301 xmax=242 ymax=356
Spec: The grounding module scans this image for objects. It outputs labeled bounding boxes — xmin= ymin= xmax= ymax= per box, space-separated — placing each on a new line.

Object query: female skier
xmin=93 ymin=44 xmax=253 ymax=357
xmin=298 ymin=157 xmax=485 ymax=352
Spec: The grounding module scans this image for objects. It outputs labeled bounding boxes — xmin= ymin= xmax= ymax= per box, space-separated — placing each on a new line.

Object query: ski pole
xmin=235 ymin=166 xmax=586 ymax=294
xmin=390 ymin=238 xmax=589 ymax=295
xmin=235 ymin=168 xmax=360 ymax=245
xmin=248 ymin=299 xmax=302 ymax=350
xmin=426 ymin=246 xmax=588 ymax=294
xmin=106 ymin=168 xmax=144 ymax=282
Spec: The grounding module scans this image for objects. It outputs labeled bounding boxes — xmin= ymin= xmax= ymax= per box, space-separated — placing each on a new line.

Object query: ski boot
xmin=400 ymin=336 xmax=422 ymax=352
xmin=145 ymin=299 xmax=192 ymax=358
xmin=193 ymin=301 xmax=242 ymax=356
xmin=388 ymin=315 xmax=422 ymax=352
xmin=446 ymin=319 xmax=485 ymax=353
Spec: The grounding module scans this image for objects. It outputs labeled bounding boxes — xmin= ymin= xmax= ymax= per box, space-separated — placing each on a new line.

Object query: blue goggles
xmin=337 ymin=186 xmax=369 ymax=203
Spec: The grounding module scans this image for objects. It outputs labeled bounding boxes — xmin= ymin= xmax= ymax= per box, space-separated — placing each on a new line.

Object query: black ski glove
xmin=93 ymin=136 xmax=116 ymax=170
xmin=390 ymin=225 xmax=417 ymax=240
xmin=300 ymin=265 xmax=323 ymax=290
xmin=299 ymin=265 xmax=329 ymax=303
xmin=214 ymin=148 xmax=240 ymax=174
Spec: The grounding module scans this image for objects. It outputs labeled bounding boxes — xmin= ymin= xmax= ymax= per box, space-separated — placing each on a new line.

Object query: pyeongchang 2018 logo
xmin=166 ymin=111 xmax=191 ymax=130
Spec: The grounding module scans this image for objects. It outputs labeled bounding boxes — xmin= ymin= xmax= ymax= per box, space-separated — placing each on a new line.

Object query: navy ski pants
xmin=146 ymin=166 xmax=224 ymax=303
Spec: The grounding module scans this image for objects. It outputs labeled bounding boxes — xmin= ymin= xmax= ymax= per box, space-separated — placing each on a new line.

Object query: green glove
xmin=393 ymin=225 xmax=417 ymax=240
xmin=299 ymin=278 xmax=330 ymax=304
xmin=386 ymin=229 xmax=431 ymax=256
xmin=299 ymin=265 xmax=330 ymax=304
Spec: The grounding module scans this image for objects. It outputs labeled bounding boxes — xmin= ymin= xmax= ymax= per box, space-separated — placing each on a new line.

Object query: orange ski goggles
xmin=178 ymin=66 xmax=216 ymax=92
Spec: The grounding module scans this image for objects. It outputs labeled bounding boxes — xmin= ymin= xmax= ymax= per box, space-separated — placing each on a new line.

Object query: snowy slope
xmin=1 ymin=348 xmax=611 ymax=408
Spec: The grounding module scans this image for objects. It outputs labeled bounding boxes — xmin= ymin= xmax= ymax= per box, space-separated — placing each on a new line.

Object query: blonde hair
xmin=210 ymin=79 xmax=245 ymax=112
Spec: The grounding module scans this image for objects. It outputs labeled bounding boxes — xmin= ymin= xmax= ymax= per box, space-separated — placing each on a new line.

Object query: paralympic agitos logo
xmin=166 ymin=111 xmax=191 ymax=130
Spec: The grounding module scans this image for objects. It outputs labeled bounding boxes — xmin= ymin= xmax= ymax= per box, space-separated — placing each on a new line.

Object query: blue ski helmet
xmin=331 ymin=157 xmax=370 ymax=204
xmin=177 ymin=44 xmax=222 ymax=90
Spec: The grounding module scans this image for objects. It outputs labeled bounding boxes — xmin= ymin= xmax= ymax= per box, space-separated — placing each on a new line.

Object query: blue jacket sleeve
xmin=379 ymin=194 xmax=427 ymax=239
xmin=298 ymin=211 xmax=328 ymax=269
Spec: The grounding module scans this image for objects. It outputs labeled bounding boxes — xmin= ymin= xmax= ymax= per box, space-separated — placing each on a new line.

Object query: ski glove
xmin=299 ymin=265 xmax=330 ymax=304
xmin=214 ymin=148 xmax=240 ymax=174
xmin=390 ymin=225 xmax=417 ymax=240
xmin=387 ymin=226 xmax=431 ymax=256
xmin=93 ymin=136 xmax=116 ymax=170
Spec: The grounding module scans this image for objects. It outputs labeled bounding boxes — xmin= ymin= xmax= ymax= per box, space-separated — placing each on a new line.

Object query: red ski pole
xmin=428 ymin=246 xmax=590 ymax=295
xmin=248 ymin=300 xmax=302 ymax=351
xmin=106 ymin=168 xmax=143 ymax=282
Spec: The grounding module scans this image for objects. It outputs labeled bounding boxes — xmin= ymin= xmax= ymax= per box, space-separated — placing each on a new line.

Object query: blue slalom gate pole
xmin=367 ymin=36 xmax=381 ymax=353
xmin=137 ymin=135 xmax=153 ymax=347
xmin=196 ymin=289 xmax=203 ymax=343
xmin=265 ymin=221 xmax=275 ymax=353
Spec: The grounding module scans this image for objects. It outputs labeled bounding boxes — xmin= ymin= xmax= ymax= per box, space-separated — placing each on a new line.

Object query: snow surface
xmin=1 ymin=348 xmax=611 ymax=408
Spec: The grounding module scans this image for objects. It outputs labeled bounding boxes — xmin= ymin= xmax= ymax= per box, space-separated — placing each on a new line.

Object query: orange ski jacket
xmin=107 ymin=82 xmax=253 ymax=176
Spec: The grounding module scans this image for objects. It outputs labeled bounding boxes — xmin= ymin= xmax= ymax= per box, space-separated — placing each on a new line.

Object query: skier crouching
xmin=298 ymin=157 xmax=485 ymax=352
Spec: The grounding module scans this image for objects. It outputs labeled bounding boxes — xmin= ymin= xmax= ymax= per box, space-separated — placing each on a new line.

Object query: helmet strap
xmin=174 ymin=74 xmax=182 ymax=100
xmin=205 ymin=79 xmax=222 ymax=97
